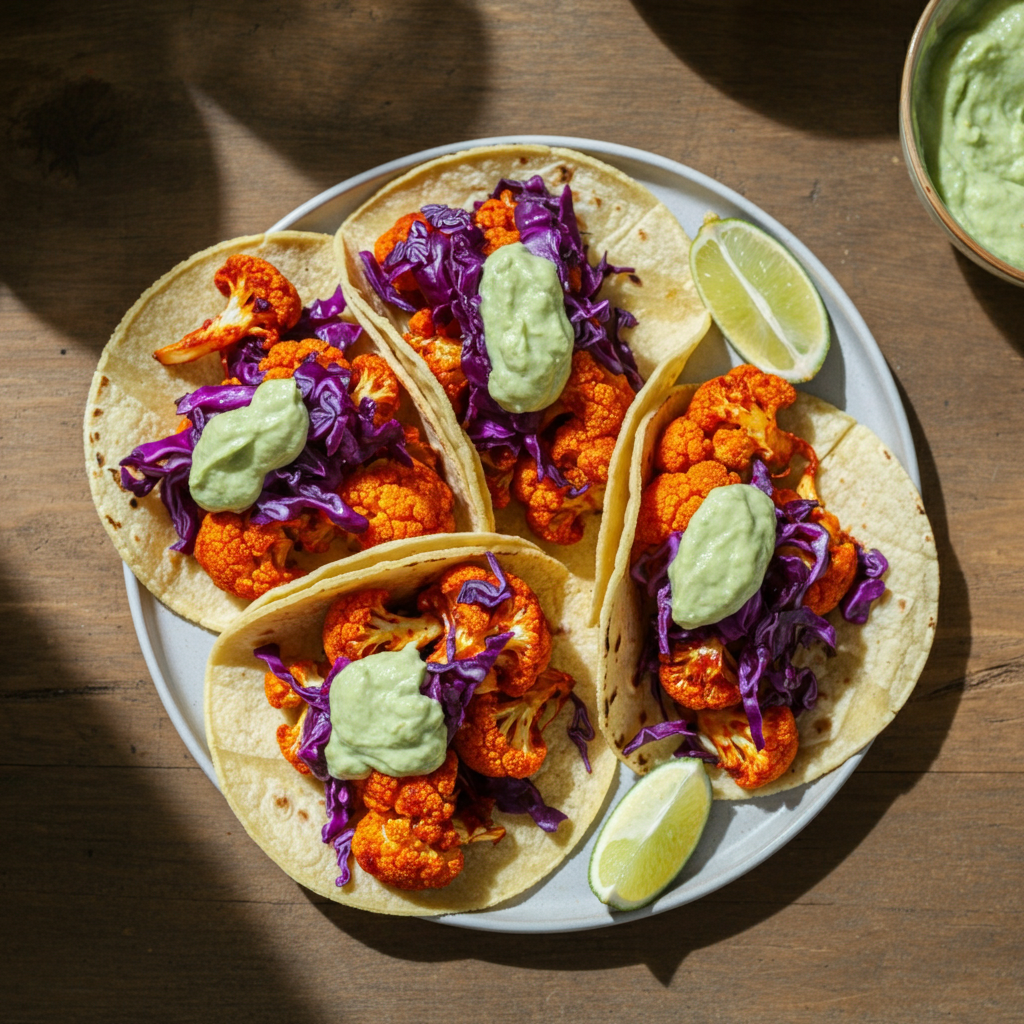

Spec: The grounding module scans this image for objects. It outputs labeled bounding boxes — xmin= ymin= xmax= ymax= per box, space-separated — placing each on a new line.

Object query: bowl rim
xmin=899 ymin=0 xmax=1024 ymax=284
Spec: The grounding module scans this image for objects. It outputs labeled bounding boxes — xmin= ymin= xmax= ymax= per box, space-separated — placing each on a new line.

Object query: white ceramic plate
xmin=124 ymin=136 xmax=918 ymax=934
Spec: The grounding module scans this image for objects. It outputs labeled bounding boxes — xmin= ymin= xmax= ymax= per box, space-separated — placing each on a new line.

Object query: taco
xmin=598 ymin=365 xmax=939 ymax=798
xmin=335 ymin=144 xmax=711 ymax=617
xmin=85 ymin=231 xmax=490 ymax=633
xmin=205 ymin=535 xmax=615 ymax=915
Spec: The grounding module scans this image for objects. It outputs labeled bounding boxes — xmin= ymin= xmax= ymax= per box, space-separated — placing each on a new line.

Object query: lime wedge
xmin=588 ymin=758 xmax=712 ymax=911
xmin=689 ymin=214 xmax=830 ymax=382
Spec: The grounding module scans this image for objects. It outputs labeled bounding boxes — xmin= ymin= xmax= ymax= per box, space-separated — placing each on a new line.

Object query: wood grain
xmin=2 ymin=0 xmax=1022 ymax=1020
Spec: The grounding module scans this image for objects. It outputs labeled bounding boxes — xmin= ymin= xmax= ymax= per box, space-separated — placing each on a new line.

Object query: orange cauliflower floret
xmin=349 ymin=353 xmax=401 ymax=425
xmin=375 ymin=212 xmax=431 ymax=295
xmin=322 ymin=588 xmax=443 ymax=663
xmin=418 ymin=564 xmax=552 ymax=696
xmin=263 ymin=658 xmax=325 ymax=710
xmin=659 ymin=638 xmax=741 ymax=711
xmin=193 ymin=510 xmax=315 ymax=599
xmin=511 ymin=458 xmax=603 ymax=546
xmin=453 ymin=669 xmax=574 ymax=778
xmin=633 ymin=461 xmax=740 ymax=553
xmin=154 ymin=255 xmax=302 ymax=365
xmin=655 ymin=416 xmax=713 ymax=473
xmin=337 ymin=457 xmax=455 ymax=550
xmin=696 ymin=704 xmax=799 ymax=790
xmin=473 ymin=189 xmax=520 ymax=255
xmin=352 ymin=750 xmax=464 ymax=890
xmin=685 ymin=364 xmax=814 ymax=477
xmin=257 ymin=337 xmax=349 ymax=379
xmin=404 ymin=307 xmax=469 ymax=416
xmin=275 ymin=707 xmax=312 ymax=776
xmin=549 ymin=350 xmax=636 ymax=489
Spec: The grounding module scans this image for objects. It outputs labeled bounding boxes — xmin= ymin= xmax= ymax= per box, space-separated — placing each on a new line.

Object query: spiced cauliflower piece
xmin=351 ymin=750 xmax=464 ymax=890
xmin=659 ymin=637 xmax=741 ymax=711
xmin=337 ymin=457 xmax=456 ymax=550
xmin=322 ymin=588 xmax=444 ymax=664
xmin=418 ymin=563 xmax=552 ymax=697
xmin=193 ymin=510 xmax=336 ymax=600
xmin=685 ymin=364 xmax=814 ymax=477
xmin=453 ymin=669 xmax=574 ymax=779
xmin=697 ymin=704 xmax=799 ymax=790
xmin=633 ymin=461 xmax=740 ymax=553
xmin=154 ymin=255 xmax=302 ymax=365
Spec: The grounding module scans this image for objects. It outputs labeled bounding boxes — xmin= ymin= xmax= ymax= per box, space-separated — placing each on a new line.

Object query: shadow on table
xmin=309 ymin=382 xmax=968 ymax=985
xmin=630 ymin=0 xmax=923 ymax=137
xmin=954 ymin=250 xmax=1024 ymax=359
xmin=0 ymin=0 xmax=486 ymax=350
xmin=0 ymin=554 xmax=328 ymax=1022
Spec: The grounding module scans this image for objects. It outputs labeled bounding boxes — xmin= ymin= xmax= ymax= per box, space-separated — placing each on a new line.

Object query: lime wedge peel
xmin=588 ymin=758 xmax=713 ymax=912
xmin=689 ymin=214 xmax=831 ymax=383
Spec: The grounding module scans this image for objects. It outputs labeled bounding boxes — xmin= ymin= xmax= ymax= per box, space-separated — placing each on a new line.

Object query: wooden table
xmin=3 ymin=1 xmax=1021 ymax=1020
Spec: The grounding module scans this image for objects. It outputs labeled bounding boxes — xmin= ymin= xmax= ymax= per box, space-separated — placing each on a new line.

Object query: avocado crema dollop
xmin=479 ymin=241 xmax=575 ymax=414
xmin=668 ymin=484 xmax=777 ymax=629
xmin=325 ymin=644 xmax=447 ymax=780
xmin=188 ymin=377 xmax=309 ymax=513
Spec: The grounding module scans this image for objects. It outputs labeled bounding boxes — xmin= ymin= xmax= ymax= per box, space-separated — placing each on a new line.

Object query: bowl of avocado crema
xmin=901 ymin=0 xmax=1024 ymax=285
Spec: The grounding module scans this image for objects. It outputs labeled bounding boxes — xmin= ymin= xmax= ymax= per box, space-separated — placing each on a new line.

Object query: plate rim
xmin=127 ymin=134 xmax=913 ymax=934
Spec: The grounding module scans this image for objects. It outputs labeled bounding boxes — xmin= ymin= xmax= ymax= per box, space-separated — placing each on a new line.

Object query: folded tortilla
xmin=598 ymin=385 xmax=940 ymax=799
xmin=335 ymin=145 xmax=711 ymax=623
xmin=84 ymin=231 xmax=491 ymax=633
xmin=205 ymin=534 xmax=616 ymax=915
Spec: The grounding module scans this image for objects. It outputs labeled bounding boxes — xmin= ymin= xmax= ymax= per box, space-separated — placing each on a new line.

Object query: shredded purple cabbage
xmin=567 ymin=692 xmax=596 ymax=773
xmin=630 ymin=459 xmax=888 ymax=754
xmin=253 ymin=646 xmax=356 ymax=885
xmin=422 ymin=629 xmax=514 ymax=742
xmin=455 ymin=551 xmax=514 ymax=609
xmin=119 ymin=291 xmax=414 ymax=554
xmin=458 ymin=766 xmax=567 ymax=833
xmin=622 ymin=719 xmax=717 ymax=762
xmin=358 ymin=175 xmax=641 ymax=482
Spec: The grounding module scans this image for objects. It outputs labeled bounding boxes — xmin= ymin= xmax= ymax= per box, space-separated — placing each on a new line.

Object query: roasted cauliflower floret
xmin=453 ymin=669 xmax=574 ymax=778
xmin=473 ymin=188 xmax=520 ymax=255
xmin=697 ymin=704 xmax=799 ymax=790
xmin=193 ymin=511 xmax=306 ymax=599
xmin=322 ymin=588 xmax=444 ymax=663
xmin=337 ymin=458 xmax=455 ymax=550
xmin=404 ymin=307 xmax=469 ymax=416
xmin=632 ymin=461 xmax=740 ymax=553
xmin=548 ymin=351 xmax=635 ymax=491
xmin=685 ymin=364 xmax=813 ymax=476
xmin=418 ymin=563 xmax=552 ymax=697
xmin=375 ymin=212 xmax=431 ymax=295
xmin=263 ymin=658 xmax=325 ymax=710
xmin=257 ymin=337 xmax=349 ymax=379
xmin=511 ymin=458 xmax=603 ymax=546
xmin=660 ymin=638 xmax=741 ymax=710
xmin=478 ymin=446 xmax=517 ymax=510
xmin=153 ymin=255 xmax=302 ymax=365
xmin=275 ymin=708 xmax=312 ymax=776
xmin=654 ymin=416 xmax=713 ymax=473
xmin=349 ymin=353 xmax=401 ymax=425
xmin=351 ymin=750 xmax=464 ymax=890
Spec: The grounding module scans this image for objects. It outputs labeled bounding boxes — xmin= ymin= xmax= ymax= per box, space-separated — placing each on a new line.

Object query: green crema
xmin=922 ymin=0 xmax=1024 ymax=267
xmin=668 ymin=484 xmax=777 ymax=629
xmin=324 ymin=644 xmax=447 ymax=779
xmin=188 ymin=377 xmax=310 ymax=513
xmin=478 ymin=241 xmax=575 ymax=414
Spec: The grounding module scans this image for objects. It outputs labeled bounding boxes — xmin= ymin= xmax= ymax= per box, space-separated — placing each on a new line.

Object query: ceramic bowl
xmin=900 ymin=0 xmax=1024 ymax=286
